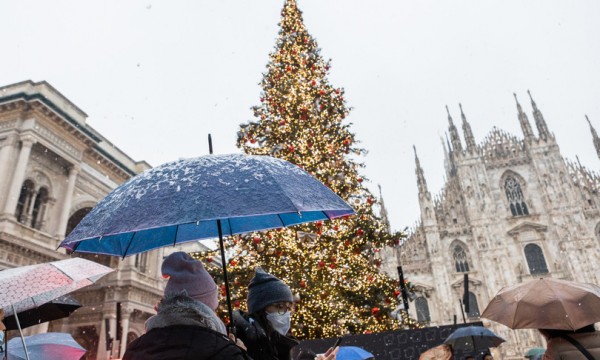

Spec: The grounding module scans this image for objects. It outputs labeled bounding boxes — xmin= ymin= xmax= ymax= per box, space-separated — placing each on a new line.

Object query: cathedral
xmin=0 ymin=80 xmax=209 ymax=359
xmin=390 ymin=92 xmax=600 ymax=359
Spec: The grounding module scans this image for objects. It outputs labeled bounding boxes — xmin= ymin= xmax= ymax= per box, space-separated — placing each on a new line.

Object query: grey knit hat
xmin=247 ymin=268 xmax=293 ymax=314
xmin=162 ymin=251 xmax=219 ymax=310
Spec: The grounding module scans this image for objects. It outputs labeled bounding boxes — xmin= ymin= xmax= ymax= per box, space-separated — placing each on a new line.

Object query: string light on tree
xmin=195 ymin=0 xmax=419 ymax=339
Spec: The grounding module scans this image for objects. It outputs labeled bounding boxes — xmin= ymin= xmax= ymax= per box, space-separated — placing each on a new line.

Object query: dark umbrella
xmin=3 ymin=295 xmax=81 ymax=331
xmin=443 ymin=325 xmax=505 ymax=351
xmin=59 ymin=137 xmax=355 ymax=329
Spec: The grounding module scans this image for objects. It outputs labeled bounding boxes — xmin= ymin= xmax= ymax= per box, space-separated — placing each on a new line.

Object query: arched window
xmin=31 ymin=187 xmax=49 ymax=230
xmin=135 ymin=252 xmax=148 ymax=273
xmin=467 ymin=292 xmax=480 ymax=318
xmin=66 ymin=207 xmax=93 ymax=237
xmin=504 ymin=176 xmax=529 ymax=216
xmin=453 ymin=244 xmax=470 ymax=272
xmin=524 ymin=243 xmax=548 ymax=274
xmin=15 ymin=180 xmax=35 ymax=223
xmin=415 ymin=297 xmax=431 ymax=323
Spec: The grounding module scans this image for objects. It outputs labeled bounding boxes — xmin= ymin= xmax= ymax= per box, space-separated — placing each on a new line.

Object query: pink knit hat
xmin=161 ymin=251 xmax=219 ymax=310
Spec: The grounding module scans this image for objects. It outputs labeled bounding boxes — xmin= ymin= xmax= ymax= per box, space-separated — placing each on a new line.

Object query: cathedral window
xmin=524 ymin=243 xmax=548 ymax=275
xmin=415 ymin=297 xmax=431 ymax=323
xmin=504 ymin=176 xmax=529 ymax=216
xmin=452 ymin=244 xmax=470 ymax=272
xmin=467 ymin=292 xmax=480 ymax=318
xmin=15 ymin=180 xmax=35 ymax=224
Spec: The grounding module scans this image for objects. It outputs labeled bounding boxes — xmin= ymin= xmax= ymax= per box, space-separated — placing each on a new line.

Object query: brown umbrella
xmin=481 ymin=277 xmax=600 ymax=330
xmin=419 ymin=344 xmax=453 ymax=360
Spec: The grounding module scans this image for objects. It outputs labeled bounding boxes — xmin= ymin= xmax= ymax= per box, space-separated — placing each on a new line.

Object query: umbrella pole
xmin=10 ymin=305 xmax=30 ymax=360
xmin=217 ymin=219 xmax=235 ymax=334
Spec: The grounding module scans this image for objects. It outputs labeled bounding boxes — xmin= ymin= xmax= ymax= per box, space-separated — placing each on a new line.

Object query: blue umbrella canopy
xmin=443 ymin=325 xmax=505 ymax=351
xmin=337 ymin=346 xmax=374 ymax=360
xmin=60 ymin=153 xmax=354 ymax=256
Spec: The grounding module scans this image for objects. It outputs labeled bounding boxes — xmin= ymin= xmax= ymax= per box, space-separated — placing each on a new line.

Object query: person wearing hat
xmin=123 ymin=251 xmax=250 ymax=360
xmin=234 ymin=268 xmax=337 ymax=360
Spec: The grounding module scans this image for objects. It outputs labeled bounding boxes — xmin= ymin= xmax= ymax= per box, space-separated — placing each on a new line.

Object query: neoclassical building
xmin=0 ymin=80 xmax=209 ymax=359
xmin=386 ymin=93 xmax=600 ymax=359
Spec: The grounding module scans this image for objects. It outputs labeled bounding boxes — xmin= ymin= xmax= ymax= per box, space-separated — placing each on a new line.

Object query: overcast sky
xmin=1 ymin=0 xmax=599 ymax=231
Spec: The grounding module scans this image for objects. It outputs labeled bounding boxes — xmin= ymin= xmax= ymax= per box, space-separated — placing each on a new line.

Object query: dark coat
xmin=123 ymin=293 xmax=250 ymax=360
xmin=543 ymin=332 xmax=600 ymax=360
xmin=233 ymin=310 xmax=298 ymax=360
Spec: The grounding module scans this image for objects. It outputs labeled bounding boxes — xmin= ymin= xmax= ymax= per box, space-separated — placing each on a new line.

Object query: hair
xmin=539 ymin=324 xmax=596 ymax=339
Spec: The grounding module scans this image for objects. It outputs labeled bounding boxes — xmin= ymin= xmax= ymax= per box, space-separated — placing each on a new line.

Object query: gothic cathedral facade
xmin=395 ymin=93 xmax=600 ymax=359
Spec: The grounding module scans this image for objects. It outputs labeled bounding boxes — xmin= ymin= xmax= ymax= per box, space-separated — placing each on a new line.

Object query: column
xmin=57 ymin=164 xmax=80 ymax=237
xmin=119 ymin=306 xmax=133 ymax=357
xmin=23 ymin=189 xmax=38 ymax=225
xmin=0 ymin=134 xmax=18 ymax=210
xmin=3 ymin=137 xmax=35 ymax=217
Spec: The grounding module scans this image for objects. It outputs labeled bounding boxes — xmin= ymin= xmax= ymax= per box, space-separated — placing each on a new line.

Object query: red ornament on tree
xmin=300 ymin=280 xmax=306 ymax=288
xmin=317 ymin=260 xmax=326 ymax=268
xmin=253 ymin=236 xmax=261 ymax=244
xmin=371 ymin=307 xmax=380 ymax=315
xmin=357 ymin=178 xmax=363 ymax=183
xmin=357 ymin=229 xmax=364 ymax=236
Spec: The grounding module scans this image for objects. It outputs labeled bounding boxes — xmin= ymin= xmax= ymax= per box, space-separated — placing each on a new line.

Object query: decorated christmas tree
xmin=194 ymin=0 xmax=420 ymax=339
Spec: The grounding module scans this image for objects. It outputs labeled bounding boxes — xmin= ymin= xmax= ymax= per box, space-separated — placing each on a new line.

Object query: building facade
xmin=387 ymin=93 xmax=600 ymax=359
xmin=0 ymin=80 xmax=179 ymax=359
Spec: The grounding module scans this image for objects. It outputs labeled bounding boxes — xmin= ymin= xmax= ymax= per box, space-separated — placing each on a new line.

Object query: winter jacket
xmin=543 ymin=332 xmax=600 ymax=360
xmin=123 ymin=293 xmax=251 ymax=360
xmin=233 ymin=310 xmax=299 ymax=360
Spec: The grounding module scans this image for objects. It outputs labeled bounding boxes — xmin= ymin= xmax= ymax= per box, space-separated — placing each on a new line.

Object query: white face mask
xmin=266 ymin=311 xmax=291 ymax=336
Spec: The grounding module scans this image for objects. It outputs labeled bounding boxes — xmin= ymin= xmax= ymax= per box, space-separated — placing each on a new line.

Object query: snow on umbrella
xmin=0 ymin=258 xmax=112 ymax=315
xmin=4 ymin=332 xmax=86 ymax=360
xmin=443 ymin=326 xmax=505 ymax=351
xmin=59 ymin=152 xmax=354 ymax=329
xmin=3 ymin=295 xmax=81 ymax=331
xmin=481 ymin=277 xmax=600 ymax=330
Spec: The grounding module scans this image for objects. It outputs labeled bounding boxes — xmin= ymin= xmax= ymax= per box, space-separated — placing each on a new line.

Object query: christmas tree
xmin=195 ymin=0 xmax=420 ymax=339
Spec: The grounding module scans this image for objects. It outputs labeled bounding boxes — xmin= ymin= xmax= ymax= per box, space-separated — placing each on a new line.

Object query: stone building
xmin=387 ymin=93 xmax=600 ymax=359
xmin=0 ymin=80 xmax=210 ymax=359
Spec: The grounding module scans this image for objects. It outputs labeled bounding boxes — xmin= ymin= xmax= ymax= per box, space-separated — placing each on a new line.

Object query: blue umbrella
xmin=444 ymin=325 xmax=505 ymax=351
xmin=59 ymin=144 xmax=354 ymax=327
xmin=4 ymin=332 xmax=86 ymax=360
xmin=337 ymin=346 xmax=374 ymax=360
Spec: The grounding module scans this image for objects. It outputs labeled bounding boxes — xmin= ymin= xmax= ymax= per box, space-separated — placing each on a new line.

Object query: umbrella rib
xmin=227 ymin=218 xmax=233 ymax=236
xmin=122 ymin=232 xmax=137 ymax=259
xmin=172 ymin=225 xmax=180 ymax=247
xmin=276 ymin=214 xmax=286 ymax=227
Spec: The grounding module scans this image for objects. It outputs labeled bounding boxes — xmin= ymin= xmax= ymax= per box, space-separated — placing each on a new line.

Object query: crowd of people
xmin=122 ymin=252 xmax=337 ymax=360
xmin=120 ymin=251 xmax=600 ymax=360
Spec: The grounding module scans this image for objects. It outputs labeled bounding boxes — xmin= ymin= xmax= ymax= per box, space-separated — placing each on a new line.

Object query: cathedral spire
xmin=460 ymin=103 xmax=477 ymax=153
xmin=378 ymin=184 xmax=391 ymax=233
xmin=586 ymin=115 xmax=600 ymax=160
xmin=514 ymin=93 xmax=534 ymax=141
xmin=414 ymin=145 xmax=429 ymax=195
xmin=446 ymin=105 xmax=463 ymax=152
xmin=528 ymin=90 xmax=550 ymax=141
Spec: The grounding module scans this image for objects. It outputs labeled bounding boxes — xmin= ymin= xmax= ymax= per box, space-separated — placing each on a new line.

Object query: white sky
xmin=1 ymin=0 xmax=599 ymax=231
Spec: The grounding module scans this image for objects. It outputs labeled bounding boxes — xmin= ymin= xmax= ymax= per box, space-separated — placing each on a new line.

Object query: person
xmin=483 ymin=354 xmax=493 ymax=360
xmin=123 ymin=251 xmax=250 ymax=360
xmin=234 ymin=268 xmax=337 ymax=360
xmin=539 ymin=324 xmax=600 ymax=359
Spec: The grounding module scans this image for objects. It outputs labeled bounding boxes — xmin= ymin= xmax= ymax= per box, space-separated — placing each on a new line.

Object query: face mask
xmin=266 ymin=311 xmax=291 ymax=336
